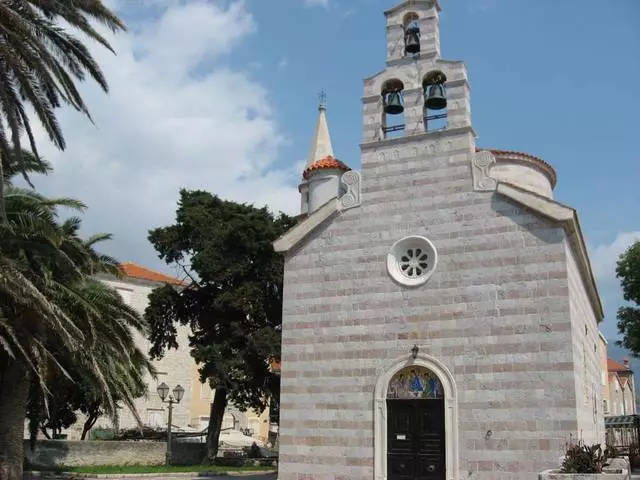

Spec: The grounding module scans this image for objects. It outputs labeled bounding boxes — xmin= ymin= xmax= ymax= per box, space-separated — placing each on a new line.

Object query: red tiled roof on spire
xmin=120 ymin=262 xmax=186 ymax=286
xmin=302 ymin=155 xmax=351 ymax=179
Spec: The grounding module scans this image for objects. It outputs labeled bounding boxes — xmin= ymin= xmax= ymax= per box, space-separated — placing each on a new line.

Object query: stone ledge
xmin=24 ymin=470 xmax=276 ymax=479
xmin=539 ymin=469 xmax=630 ymax=480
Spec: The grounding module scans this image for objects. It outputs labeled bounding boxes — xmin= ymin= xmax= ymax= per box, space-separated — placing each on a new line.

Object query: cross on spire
xmin=319 ymin=90 xmax=327 ymax=111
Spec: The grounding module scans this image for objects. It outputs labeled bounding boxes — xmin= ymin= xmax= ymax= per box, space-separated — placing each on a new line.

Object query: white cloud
xmin=589 ymin=232 xmax=640 ymax=337
xmin=591 ymin=232 xmax=640 ymax=281
xmin=27 ymin=0 xmax=299 ymax=272
xmin=277 ymin=57 xmax=289 ymax=69
xmin=304 ymin=0 xmax=329 ymax=9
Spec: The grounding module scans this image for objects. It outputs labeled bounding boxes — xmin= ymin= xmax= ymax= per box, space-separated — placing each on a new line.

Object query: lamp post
xmin=157 ymin=382 xmax=185 ymax=466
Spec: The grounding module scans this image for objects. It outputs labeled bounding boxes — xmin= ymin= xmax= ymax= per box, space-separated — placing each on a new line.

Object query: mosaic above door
xmin=387 ymin=365 xmax=444 ymax=399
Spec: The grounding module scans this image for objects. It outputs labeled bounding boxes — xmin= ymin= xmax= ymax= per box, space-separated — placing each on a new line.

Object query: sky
xmin=26 ymin=0 xmax=639 ymax=340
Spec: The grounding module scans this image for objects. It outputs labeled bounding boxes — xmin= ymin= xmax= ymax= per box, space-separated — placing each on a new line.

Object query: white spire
xmin=306 ymin=91 xmax=334 ymax=167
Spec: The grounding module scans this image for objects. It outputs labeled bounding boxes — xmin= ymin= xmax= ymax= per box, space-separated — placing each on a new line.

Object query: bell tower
xmin=362 ymin=0 xmax=473 ymax=144
xmin=385 ymin=0 xmax=440 ymax=64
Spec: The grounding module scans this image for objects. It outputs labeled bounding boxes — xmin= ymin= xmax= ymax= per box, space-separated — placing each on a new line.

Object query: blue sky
xmin=33 ymin=0 xmax=639 ymax=339
xmin=246 ymin=0 xmax=640 ymax=340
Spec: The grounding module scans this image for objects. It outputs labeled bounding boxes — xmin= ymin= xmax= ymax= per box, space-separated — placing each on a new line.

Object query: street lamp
xmin=157 ymin=382 xmax=185 ymax=465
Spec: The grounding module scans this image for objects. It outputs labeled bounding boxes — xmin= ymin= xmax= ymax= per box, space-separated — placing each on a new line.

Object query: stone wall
xmin=91 ymin=277 xmax=195 ymax=433
xmin=278 ymin=120 xmax=588 ymax=480
xmin=24 ymin=440 xmax=205 ymax=467
xmin=565 ymin=242 xmax=605 ymax=445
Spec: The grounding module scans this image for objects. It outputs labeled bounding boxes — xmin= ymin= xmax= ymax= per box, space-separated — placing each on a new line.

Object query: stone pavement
xmin=108 ymin=476 xmax=276 ymax=480
xmin=30 ymin=473 xmax=276 ymax=480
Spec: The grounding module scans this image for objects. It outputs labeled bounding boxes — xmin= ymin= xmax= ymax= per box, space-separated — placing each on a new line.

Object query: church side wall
xmin=565 ymin=242 xmax=605 ymax=445
xmin=278 ymin=133 xmax=582 ymax=480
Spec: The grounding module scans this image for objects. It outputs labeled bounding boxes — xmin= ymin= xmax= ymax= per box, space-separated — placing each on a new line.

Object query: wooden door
xmin=387 ymin=399 xmax=445 ymax=480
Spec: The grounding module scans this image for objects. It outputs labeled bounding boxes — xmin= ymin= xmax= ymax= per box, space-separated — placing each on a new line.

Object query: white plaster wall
xmin=490 ymin=163 xmax=553 ymax=199
xmin=307 ymin=169 xmax=343 ymax=213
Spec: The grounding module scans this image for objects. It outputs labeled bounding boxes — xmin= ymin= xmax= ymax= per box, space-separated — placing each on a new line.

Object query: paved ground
xmin=90 ymin=475 xmax=277 ymax=480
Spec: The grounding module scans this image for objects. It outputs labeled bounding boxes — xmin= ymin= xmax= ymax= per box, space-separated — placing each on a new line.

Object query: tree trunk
xmin=203 ymin=388 xmax=227 ymax=464
xmin=0 ymin=155 xmax=7 ymax=224
xmin=0 ymin=357 xmax=31 ymax=480
xmin=81 ymin=412 xmax=100 ymax=440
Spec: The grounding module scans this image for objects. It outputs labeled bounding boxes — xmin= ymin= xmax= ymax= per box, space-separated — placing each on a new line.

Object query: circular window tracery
xmin=387 ymin=236 xmax=437 ymax=287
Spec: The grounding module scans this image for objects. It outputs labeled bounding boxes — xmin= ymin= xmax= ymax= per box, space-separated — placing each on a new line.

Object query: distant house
xmin=606 ymin=357 xmax=636 ymax=416
xmin=49 ymin=262 xmax=273 ymax=445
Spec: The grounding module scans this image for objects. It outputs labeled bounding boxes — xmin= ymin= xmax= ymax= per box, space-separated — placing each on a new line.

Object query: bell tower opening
xmin=422 ymin=71 xmax=448 ymax=132
xmin=403 ymin=12 xmax=420 ymax=56
xmin=382 ymin=78 xmax=406 ymax=139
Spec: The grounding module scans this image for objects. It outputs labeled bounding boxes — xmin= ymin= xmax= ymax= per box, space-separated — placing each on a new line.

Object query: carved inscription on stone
xmin=471 ymin=150 xmax=498 ymax=191
xmin=339 ymin=170 xmax=362 ymax=211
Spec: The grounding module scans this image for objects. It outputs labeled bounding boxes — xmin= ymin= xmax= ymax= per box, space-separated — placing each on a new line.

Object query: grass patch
xmin=41 ymin=464 xmax=276 ymax=475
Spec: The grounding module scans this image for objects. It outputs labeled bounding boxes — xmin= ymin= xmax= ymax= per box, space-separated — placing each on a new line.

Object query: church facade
xmin=273 ymin=1 xmax=604 ymax=479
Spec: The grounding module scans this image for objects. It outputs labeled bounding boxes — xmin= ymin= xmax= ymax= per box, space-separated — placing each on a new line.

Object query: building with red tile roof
xmin=606 ymin=357 xmax=636 ymax=416
xmin=119 ymin=262 xmax=187 ymax=286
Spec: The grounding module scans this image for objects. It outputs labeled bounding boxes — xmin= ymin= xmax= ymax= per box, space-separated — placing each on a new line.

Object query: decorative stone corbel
xmin=471 ymin=150 xmax=497 ymax=191
xmin=339 ymin=170 xmax=362 ymax=211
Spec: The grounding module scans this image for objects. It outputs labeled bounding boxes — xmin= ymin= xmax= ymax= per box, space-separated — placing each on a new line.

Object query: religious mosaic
xmin=387 ymin=366 xmax=443 ymax=399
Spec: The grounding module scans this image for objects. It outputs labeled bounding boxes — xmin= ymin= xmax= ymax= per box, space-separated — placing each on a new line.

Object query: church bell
xmin=404 ymin=26 xmax=420 ymax=55
xmin=384 ymin=91 xmax=404 ymax=115
xmin=424 ymin=83 xmax=447 ymax=110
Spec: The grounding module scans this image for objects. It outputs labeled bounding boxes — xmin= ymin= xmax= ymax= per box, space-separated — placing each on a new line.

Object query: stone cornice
xmin=274 ymin=171 xmax=362 ymax=253
xmin=386 ymin=51 xmax=439 ymax=69
xmin=384 ymin=0 xmax=440 ymax=16
xmin=496 ymin=182 xmax=604 ymax=321
xmin=273 ymin=198 xmax=340 ymax=253
xmin=360 ymin=125 xmax=476 ymax=151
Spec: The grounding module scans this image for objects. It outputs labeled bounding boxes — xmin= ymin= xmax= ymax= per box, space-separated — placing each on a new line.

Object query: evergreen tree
xmin=616 ymin=240 xmax=640 ymax=355
xmin=146 ymin=189 xmax=294 ymax=462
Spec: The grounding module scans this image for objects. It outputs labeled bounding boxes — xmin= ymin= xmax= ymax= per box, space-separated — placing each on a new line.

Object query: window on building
xmin=200 ymin=383 xmax=211 ymax=400
xmin=147 ymin=409 xmax=164 ymax=427
xmin=603 ymin=399 xmax=609 ymax=414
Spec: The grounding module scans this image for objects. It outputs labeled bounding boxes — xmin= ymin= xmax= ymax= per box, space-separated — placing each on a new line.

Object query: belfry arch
xmin=374 ymin=353 xmax=459 ymax=480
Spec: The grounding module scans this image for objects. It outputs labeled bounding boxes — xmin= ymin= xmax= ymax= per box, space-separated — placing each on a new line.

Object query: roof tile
xmin=303 ymin=155 xmax=350 ymax=179
xmin=120 ymin=262 xmax=186 ymax=286
xmin=608 ymin=358 xmax=631 ymax=372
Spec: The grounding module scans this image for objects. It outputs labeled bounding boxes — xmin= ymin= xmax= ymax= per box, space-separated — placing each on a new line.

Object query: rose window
xmin=399 ymin=247 xmax=430 ymax=278
xmin=387 ymin=236 xmax=438 ymax=287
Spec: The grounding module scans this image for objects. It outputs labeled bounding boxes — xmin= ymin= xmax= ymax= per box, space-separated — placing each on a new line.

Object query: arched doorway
xmin=374 ymin=355 xmax=459 ymax=480
xmin=387 ymin=366 xmax=445 ymax=480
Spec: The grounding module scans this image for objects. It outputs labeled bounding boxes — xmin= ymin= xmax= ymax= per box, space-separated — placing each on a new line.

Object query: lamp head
xmin=157 ymin=382 xmax=169 ymax=402
xmin=173 ymin=384 xmax=185 ymax=403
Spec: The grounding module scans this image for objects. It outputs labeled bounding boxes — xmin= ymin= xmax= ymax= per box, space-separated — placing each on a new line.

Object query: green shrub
xmin=561 ymin=441 xmax=606 ymax=474
xmin=604 ymin=444 xmax=619 ymax=462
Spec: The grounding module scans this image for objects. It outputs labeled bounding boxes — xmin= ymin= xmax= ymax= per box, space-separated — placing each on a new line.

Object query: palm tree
xmin=28 ymin=276 xmax=155 ymax=442
xmin=0 ymin=0 xmax=125 ymax=221
xmin=0 ymin=157 xmax=151 ymax=480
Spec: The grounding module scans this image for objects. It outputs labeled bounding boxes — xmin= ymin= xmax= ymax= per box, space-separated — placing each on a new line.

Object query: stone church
xmin=273 ymin=1 xmax=605 ymax=479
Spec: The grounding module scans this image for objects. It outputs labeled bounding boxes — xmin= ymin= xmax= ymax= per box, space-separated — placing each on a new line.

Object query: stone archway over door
xmin=374 ymin=354 xmax=459 ymax=480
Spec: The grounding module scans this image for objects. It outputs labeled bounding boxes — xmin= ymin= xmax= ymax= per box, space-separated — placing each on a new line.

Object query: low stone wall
xmin=538 ymin=469 xmax=630 ymax=480
xmin=24 ymin=440 xmax=206 ymax=467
